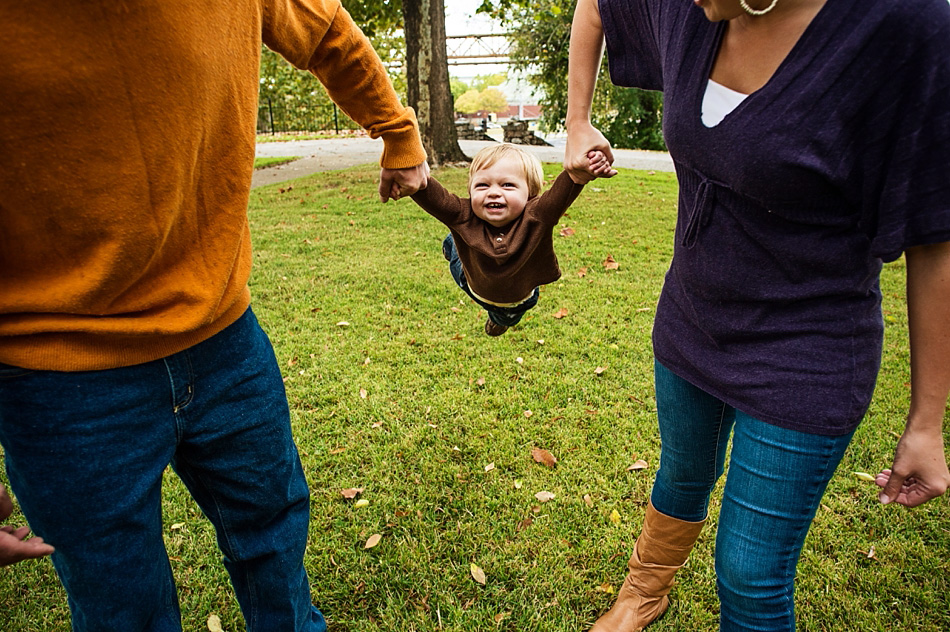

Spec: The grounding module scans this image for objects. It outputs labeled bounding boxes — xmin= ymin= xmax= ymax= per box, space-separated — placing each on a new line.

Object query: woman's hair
xmin=469 ymin=143 xmax=545 ymax=198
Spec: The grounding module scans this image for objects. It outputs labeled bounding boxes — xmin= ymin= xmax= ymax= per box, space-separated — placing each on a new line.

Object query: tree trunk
xmin=402 ymin=0 xmax=469 ymax=166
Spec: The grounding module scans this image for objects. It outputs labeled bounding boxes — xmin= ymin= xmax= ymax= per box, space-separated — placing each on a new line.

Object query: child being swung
xmin=410 ymin=143 xmax=614 ymax=336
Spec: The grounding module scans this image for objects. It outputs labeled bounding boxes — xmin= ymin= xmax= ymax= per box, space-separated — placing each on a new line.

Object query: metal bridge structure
xmin=445 ymin=34 xmax=512 ymax=66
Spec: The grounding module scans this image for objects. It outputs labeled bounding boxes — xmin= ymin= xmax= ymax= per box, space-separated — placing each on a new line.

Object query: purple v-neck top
xmin=600 ymin=0 xmax=950 ymax=435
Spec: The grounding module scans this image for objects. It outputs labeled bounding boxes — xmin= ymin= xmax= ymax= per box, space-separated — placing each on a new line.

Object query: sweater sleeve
xmin=533 ymin=171 xmax=585 ymax=224
xmin=261 ymin=0 xmax=426 ymax=169
xmin=409 ymin=177 xmax=470 ymax=226
xmin=863 ymin=0 xmax=950 ymax=262
xmin=599 ymin=0 xmax=665 ymax=90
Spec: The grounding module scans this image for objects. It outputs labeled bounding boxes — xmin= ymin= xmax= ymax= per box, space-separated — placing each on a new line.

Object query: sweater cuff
xmin=374 ymin=107 xmax=428 ymax=169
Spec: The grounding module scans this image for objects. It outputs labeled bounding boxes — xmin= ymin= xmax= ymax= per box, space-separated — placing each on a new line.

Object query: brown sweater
xmin=411 ymin=171 xmax=584 ymax=304
xmin=0 ymin=0 xmax=426 ymax=371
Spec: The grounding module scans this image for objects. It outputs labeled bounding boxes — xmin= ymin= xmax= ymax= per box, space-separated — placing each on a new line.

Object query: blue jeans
xmin=442 ymin=234 xmax=540 ymax=327
xmin=651 ymin=360 xmax=854 ymax=632
xmin=0 ymin=308 xmax=326 ymax=632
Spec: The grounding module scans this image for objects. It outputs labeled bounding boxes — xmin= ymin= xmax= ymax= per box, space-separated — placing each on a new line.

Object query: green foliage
xmin=2 ymin=163 xmax=947 ymax=631
xmin=477 ymin=0 xmax=665 ymax=150
xmin=455 ymin=88 xmax=509 ymax=115
xmin=451 ymin=78 xmax=472 ymax=100
xmin=471 ymin=73 xmax=507 ymax=91
xmin=258 ymin=1 xmax=408 ymax=132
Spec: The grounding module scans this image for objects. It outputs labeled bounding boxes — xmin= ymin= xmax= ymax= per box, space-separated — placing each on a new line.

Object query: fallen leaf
xmin=583 ymin=494 xmax=594 ymax=507
xmin=531 ymin=448 xmax=558 ymax=468
xmin=359 ymin=388 xmax=368 ymax=399
xmin=207 ymin=613 xmax=224 ymax=632
xmin=559 ymin=227 xmax=576 ymax=237
xmin=476 ymin=377 xmax=486 ymax=386
xmin=364 ymin=534 xmax=382 ymax=549
xmin=603 ymin=255 xmax=620 ymax=270
xmin=354 ymin=499 xmax=370 ymax=508
xmin=363 ymin=357 xmax=371 ymax=365
xmin=170 ymin=523 xmax=185 ymax=531
xmin=610 ymin=509 xmax=622 ymax=524
xmin=553 ymin=307 xmax=569 ymax=319
xmin=535 ymin=491 xmax=555 ymax=502
xmin=517 ymin=517 xmax=533 ymax=531
xmin=513 ymin=480 xmax=523 ymax=489
xmin=595 ymin=582 xmax=615 ymax=594
xmin=524 ymin=410 xmax=533 ymax=418
xmin=594 ymin=366 xmax=606 ymax=375
xmin=471 ymin=563 xmax=487 ymax=585
xmin=337 ymin=321 xmax=350 ymax=327
xmin=627 ymin=459 xmax=649 ymax=471
xmin=866 ymin=545 xmax=877 ymax=559
xmin=330 ymin=447 xmax=346 ymax=455
xmin=484 ymin=462 xmax=496 ymax=473
xmin=451 ymin=333 xmax=465 ymax=341
xmin=371 ymin=421 xmax=384 ymax=428
xmin=516 ymin=357 xmax=524 ymax=364
xmin=494 ymin=612 xmax=511 ymax=624
xmin=577 ymin=267 xmax=588 ymax=278
xmin=853 ymin=472 xmax=876 ymax=482
xmin=341 ymin=487 xmax=363 ymax=499
xmin=536 ymin=339 xmax=545 ymax=345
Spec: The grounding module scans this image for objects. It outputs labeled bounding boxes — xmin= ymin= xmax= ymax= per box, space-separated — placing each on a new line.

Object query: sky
xmin=443 ymin=2 xmax=510 ymax=78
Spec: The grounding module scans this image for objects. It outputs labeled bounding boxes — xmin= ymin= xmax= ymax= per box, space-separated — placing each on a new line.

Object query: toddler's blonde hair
xmin=469 ymin=143 xmax=544 ymax=198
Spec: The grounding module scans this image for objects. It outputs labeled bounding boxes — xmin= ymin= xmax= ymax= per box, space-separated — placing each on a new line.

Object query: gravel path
xmin=252 ymin=134 xmax=674 ymax=188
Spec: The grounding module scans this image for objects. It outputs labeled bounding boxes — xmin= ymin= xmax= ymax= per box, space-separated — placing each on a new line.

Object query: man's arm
xmin=262 ymin=0 xmax=427 ymax=200
xmin=0 ymin=485 xmax=54 ymax=567
xmin=876 ymin=241 xmax=950 ymax=507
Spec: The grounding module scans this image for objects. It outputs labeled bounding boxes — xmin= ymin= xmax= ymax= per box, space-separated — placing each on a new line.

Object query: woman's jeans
xmin=0 ymin=308 xmax=325 ymax=632
xmin=651 ymin=360 xmax=854 ymax=632
xmin=442 ymin=234 xmax=539 ymax=327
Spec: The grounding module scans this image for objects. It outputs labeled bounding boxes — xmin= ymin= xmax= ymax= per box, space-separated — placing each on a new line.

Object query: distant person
xmin=1 ymin=0 xmax=427 ymax=630
xmin=565 ymin=0 xmax=950 ymax=630
xmin=411 ymin=143 xmax=614 ymax=336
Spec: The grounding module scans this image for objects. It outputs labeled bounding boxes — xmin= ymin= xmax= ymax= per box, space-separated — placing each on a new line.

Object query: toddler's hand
xmin=588 ymin=150 xmax=617 ymax=178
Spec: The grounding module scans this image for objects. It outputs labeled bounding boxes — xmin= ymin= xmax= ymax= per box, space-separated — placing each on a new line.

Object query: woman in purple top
xmin=564 ymin=0 xmax=950 ymax=629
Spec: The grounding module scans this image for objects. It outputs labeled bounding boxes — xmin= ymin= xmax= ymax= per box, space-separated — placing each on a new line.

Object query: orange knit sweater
xmin=0 ymin=0 xmax=426 ymax=371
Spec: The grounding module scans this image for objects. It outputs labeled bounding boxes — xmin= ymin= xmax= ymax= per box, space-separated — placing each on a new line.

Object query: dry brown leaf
xmin=451 ymin=333 xmax=465 ymax=341
xmin=594 ymin=366 xmax=607 ymax=375
xmin=470 ymin=563 xmax=487 ymax=585
xmin=364 ymin=533 xmax=382 ymax=549
xmin=359 ymin=388 xmax=368 ymax=399
xmin=337 ymin=321 xmax=350 ymax=327
xmin=535 ymin=491 xmax=555 ymax=503
xmin=583 ymin=494 xmax=594 ymax=507
xmin=371 ymin=421 xmax=384 ymax=428
xmin=484 ymin=462 xmax=496 ymax=473
xmin=341 ymin=487 xmax=363 ymax=499
xmin=553 ymin=307 xmax=569 ymax=319
xmin=330 ymin=447 xmax=346 ymax=455
xmin=494 ymin=612 xmax=511 ymax=624
xmin=577 ymin=267 xmax=588 ymax=278
xmin=524 ymin=410 xmax=533 ymax=418
xmin=603 ymin=255 xmax=620 ymax=270
xmin=207 ymin=613 xmax=224 ymax=632
xmin=559 ymin=227 xmax=576 ymax=237
xmin=170 ymin=523 xmax=185 ymax=531
xmin=627 ymin=459 xmax=649 ymax=471
xmin=531 ymin=448 xmax=558 ymax=468
xmin=476 ymin=377 xmax=486 ymax=386
xmin=517 ymin=517 xmax=533 ymax=531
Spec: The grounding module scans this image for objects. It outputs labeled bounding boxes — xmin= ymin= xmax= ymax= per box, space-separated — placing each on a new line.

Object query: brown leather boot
xmin=590 ymin=502 xmax=705 ymax=631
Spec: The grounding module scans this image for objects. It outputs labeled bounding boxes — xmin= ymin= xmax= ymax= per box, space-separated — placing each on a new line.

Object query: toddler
xmin=410 ymin=143 xmax=613 ymax=336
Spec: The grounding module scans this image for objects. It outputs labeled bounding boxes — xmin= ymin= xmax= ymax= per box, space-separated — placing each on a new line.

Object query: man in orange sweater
xmin=0 ymin=0 xmax=427 ymax=629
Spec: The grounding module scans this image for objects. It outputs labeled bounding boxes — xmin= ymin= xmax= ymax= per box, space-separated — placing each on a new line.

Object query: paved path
xmin=252 ymin=134 xmax=674 ymax=188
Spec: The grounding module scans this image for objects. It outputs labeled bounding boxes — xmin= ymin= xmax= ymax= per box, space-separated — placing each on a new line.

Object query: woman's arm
xmin=876 ymin=241 xmax=950 ymax=507
xmin=565 ymin=0 xmax=616 ymax=183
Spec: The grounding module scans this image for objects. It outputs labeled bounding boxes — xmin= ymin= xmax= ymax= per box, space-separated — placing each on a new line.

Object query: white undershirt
xmin=701 ymin=79 xmax=749 ymax=127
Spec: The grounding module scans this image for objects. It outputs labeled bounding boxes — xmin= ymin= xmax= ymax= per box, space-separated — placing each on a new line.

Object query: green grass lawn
xmin=255 ymin=156 xmax=300 ymax=170
xmin=1 ymin=164 xmax=948 ymax=631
